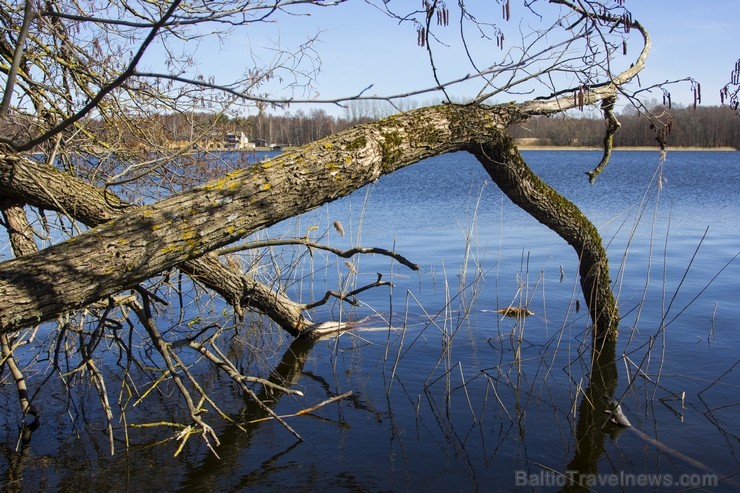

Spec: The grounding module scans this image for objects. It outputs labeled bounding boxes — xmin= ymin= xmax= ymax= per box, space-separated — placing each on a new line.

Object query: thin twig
xmin=246 ymin=391 xmax=353 ymax=424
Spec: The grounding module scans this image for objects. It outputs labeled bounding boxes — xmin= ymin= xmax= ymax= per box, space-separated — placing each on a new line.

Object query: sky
xmin=186 ymin=0 xmax=738 ymax=116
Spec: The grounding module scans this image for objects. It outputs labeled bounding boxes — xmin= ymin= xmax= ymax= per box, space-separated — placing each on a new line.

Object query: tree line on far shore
xmin=508 ymin=104 xmax=739 ymax=148
xmin=159 ymin=102 xmax=738 ymax=150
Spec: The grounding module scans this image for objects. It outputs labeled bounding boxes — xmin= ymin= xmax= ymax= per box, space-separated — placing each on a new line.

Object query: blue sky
xmin=626 ymin=0 xmax=737 ymax=105
xmin=186 ymin=0 xmax=738 ymax=115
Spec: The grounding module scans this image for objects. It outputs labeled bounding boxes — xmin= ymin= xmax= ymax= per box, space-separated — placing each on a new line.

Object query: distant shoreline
xmin=159 ymin=145 xmax=738 ymax=153
xmin=514 ymin=145 xmax=738 ymax=151
xmin=251 ymin=145 xmax=738 ymax=152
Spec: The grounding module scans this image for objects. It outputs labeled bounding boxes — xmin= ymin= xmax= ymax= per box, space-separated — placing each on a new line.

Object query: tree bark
xmin=0 ymin=199 xmax=41 ymax=441
xmin=0 ymin=153 xmax=309 ymax=335
xmin=0 ymin=102 xmax=618 ymax=339
xmin=0 ymin=198 xmax=37 ymax=256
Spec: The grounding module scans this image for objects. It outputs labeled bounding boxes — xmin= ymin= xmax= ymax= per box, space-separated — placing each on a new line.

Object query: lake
xmin=1 ymin=150 xmax=738 ymax=492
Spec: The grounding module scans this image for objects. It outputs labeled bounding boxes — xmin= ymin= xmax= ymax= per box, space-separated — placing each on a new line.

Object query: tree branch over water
xmin=1 ymin=100 xmax=617 ymax=338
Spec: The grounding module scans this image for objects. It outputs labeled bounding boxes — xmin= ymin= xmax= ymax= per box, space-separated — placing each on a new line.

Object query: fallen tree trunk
xmin=0 ymin=102 xmax=618 ymax=338
xmin=0 ymin=153 xmax=310 ymax=334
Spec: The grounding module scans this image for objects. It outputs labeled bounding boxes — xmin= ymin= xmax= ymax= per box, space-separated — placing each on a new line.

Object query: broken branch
xmin=586 ymin=96 xmax=621 ymax=183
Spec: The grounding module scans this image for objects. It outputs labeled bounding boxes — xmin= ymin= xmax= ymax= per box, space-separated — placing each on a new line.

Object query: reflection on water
xmin=1 ymin=151 xmax=738 ymax=492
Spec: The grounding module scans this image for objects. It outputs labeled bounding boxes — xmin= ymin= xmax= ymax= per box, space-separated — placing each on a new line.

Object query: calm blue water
xmin=2 ymin=150 xmax=738 ymax=492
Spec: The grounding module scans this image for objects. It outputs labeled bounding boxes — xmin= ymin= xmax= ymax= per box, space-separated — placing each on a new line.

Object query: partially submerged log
xmin=496 ymin=307 xmax=535 ymax=318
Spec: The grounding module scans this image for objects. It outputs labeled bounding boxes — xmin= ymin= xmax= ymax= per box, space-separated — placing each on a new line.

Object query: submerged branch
xmin=186 ymin=338 xmax=303 ymax=440
xmin=247 ymin=391 xmax=353 ymax=425
xmin=131 ymin=290 xmax=222 ymax=453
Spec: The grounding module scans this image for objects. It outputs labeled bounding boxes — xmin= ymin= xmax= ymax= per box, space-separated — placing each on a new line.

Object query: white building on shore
xmin=224 ymin=131 xmax=255 ymax=150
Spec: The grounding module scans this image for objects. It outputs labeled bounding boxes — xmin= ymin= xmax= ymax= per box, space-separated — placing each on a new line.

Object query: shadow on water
xmin=560 ymin=338 xmax=619 ymax=492
xmin=558 ymin=335 xmax=738 ymax=492
xmin=181 ymin=319 xmax=624 ymax=492
xmin=178 ymin=336 xmax=313 ymax=491
xmin=177 ymin=335 xmax=373 ymax=492
xmin=1 ymin=427 xmax=35 ymax=493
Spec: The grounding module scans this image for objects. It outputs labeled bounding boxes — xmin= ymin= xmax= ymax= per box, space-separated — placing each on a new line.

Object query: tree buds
xmin=720 ymin=59 xmax=739 ymax=110
xmin=417 ymin=1 xmax=449 ymax=47
xmin=498 ymin=0 xmax=510 ymax=21
xmin=654 ymin=115 xmax=672 ymax=147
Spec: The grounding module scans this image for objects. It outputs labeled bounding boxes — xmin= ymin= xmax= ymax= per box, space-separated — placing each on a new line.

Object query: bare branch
xmin=520 ymin=0 xmax=651 ymax=115
xmin=9 ymin=0 xmax=185 ymax=152
xmin=217 ymin=237 xmax=420 ymax=271
xmin=0 ymin=1 xmax=36 ymax=117
xmin=131 ymin=289 xmax=223 ymax=452
xmin=303 ymin=272 xmax=393 ymax=310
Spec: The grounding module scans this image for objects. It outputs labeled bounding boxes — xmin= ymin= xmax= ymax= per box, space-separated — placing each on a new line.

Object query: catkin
xmin=333 ymin=220 xmax=345 ymax=237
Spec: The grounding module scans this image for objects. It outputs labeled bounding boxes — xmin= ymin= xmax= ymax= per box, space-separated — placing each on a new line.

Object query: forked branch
xmin=304 ymin=272 xmax=392 ymax=310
